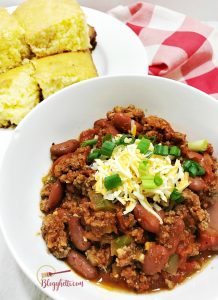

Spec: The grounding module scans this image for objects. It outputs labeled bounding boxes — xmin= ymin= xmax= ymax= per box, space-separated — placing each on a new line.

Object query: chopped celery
xmin=88 ymin=191 xmax=115 ymax=211
xmin=165 ymin=254 xmax=179 ymax=275
xmin=111 ymin=235 xmax=133 ymax=255
xmin=188 ymin=139 xmax=208 ymax=152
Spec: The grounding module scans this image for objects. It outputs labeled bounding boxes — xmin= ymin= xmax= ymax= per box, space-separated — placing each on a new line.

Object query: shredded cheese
xmin=92 ymin=138 xmax=189 ymax=223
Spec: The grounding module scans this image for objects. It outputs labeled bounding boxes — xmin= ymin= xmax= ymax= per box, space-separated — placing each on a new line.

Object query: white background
xmin=0 ymin=1 xmax=217 ymax=300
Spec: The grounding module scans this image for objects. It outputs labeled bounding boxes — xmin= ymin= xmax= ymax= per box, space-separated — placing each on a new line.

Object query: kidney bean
xmin=133 ymin=204 xmax=160 ymax=234
xmin=158 ymin=210 xmax=165 ymax=220
xmin=162 ymin=218 xmax=185 ymax=255
xmin=207 ymin=200 xmax=218 ymax=231
xmin=112 ymin=113 xmax=142 ymax=133
xmin=104 ymin=124 xmax=119 ymax=136
xmin=186 ymin=151 xmax=203 ymax=162
xmin=143 ymin=244 xmax=169 ymax=275
xmin=68 ymin=217 xmax=91 ymax=251
xmin=47 ymin=180 xmax=63 ymax=211
xmin=179 ymin=260 xmax=199 ymax=273
xmin=94 ymin=119 xmax=119 ymax=136
xmin=189 ymin=177 xmax=207 ymax=192
xmin=50 ymin=139 xmax=79 ymax=157
xmin=135 ymin=121 xmax=143 ymax=133
xmin=200 ymin=153 xmax=215 ymax=183
xmin=94 ymin=119 xmax=108 ymax=129
xmin=112 ymin=113 xmax=131 ymax=132
xmin=79 ymin=129 xmax=96 ymax=142
xmin=199 ymin=228 xmax=218 ymax=251
xmin=67 ymin=249 xmax=98 ymax=279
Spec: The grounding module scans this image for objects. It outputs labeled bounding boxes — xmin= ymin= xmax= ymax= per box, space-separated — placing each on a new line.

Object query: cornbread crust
xmin=13 ymin=0 xmax=91 ymax=57
xmin=0 ymin=8 xmax=30 ymax=74
xmin=32 ymin=51 xmax=98 ymax=98
xmin=0 ymin=64 xmax=40 ymax=127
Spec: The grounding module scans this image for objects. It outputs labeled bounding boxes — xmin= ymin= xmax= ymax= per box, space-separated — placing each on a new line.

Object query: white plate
xmin=0 ymin=75 xmax=218 ymax=300
xmin=0 ymin=6 xmax=148 ymax=165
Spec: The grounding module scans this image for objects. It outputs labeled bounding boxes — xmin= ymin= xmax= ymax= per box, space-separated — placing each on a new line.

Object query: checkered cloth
xmin=109 ymin=2 xmax=218 ymax=99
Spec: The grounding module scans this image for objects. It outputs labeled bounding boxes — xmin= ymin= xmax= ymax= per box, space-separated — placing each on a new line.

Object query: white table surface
xmin=0 ymin=1 xmax=217 ymax=300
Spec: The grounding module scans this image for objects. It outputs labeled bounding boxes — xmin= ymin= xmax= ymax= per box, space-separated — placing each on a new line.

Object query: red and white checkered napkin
xmin=109 ymin=2 xmax=218 ymax=99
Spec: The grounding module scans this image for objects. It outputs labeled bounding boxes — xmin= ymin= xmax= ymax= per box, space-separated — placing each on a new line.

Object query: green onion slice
xmin=188 ymin=139 xmax=208 ymax=152
xmin=117 ymin=134 xmax=135 ymax=145
xmin=183 ymin=160 xmax=205 ymax=177
xmin=104 ymin=174 xmax=122 ymax=190
xmin=102 ymin=134 xmax=113 ymax=143
xmin=101 ymin=141 xmax=116 ymax=157
xmin=87 ymin=149 xmax=101 ymax=162
xmin=154 ymin=174 xmax=163 ymax=186
xmin=154 ymin=144 xmax=169 ymax=156
xmin=141 ymin=175 xmax=157 ymax=189
xmin=197 ymin=166 xmax=206 ymax=176
xmin=138 ymin=135 xmax=156 ymax=142
xmin=188 ymin=165 xmax=198 ymax=177
xmin=138 ymin=160 xmax=149 ymax=177
xmin=81 ymin=139 xmax=97 ymax=147
xmin=170 ymin=188 xmax=183 ymax=203
xmin=169 ymin=146 xmax=181 ymax=157
xmin=183 ymin=160 xmax=192 ymax=170
xmin=162 ymin=145 xmax=169 ymax=156
xmin=137 ymin=138 xmax=150 ymax=154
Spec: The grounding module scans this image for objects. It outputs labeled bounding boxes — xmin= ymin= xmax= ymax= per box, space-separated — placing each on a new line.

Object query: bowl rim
xmin=14 ymin=75 xmax=218 ymax=134
xmin=0 ymin=74 xmax=217 ymax=300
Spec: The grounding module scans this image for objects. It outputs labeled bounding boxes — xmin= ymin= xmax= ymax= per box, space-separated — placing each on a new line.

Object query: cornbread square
xmin=0 ymin=8 xmax=30 ymax=74
xmin=32 ymin=51 xmax=98 ymax=98
xmin=13 ymin=0 xmax=91 ymax=57
xmin=0 ymin=64 xmax=40 ymax=127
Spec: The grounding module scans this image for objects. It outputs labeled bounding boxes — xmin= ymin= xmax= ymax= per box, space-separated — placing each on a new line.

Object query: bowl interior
xmin=0 ymin=75 xmax=218 ymax=300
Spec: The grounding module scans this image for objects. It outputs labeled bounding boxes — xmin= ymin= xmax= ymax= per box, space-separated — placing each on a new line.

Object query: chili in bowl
xmin=0 ymin=75 xmax=218 ymax=300
xmin=40 ymin=105 xmax=218 ymax=293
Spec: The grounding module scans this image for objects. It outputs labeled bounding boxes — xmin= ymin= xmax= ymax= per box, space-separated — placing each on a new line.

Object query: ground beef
xmin=182 ymin=189 xmax=209 ymax=231
xmin=53 ymin=147 xmax=90 ymax=179
xmin=119 ymin=266 xmax=150 ymax=292
xmin=40 ymin=183 xmax=53 ymax=211
xmin=83 ymin=211 xmax=117 ymax=239
xmin=41 ymin=209 xmax=70 ymax=258
xmin=116 ymin=209 xmax=136 ymax=232
xmin=86 ymin=245 xmax=112 ymax=269
xmin=128 ymin=227 xmax=146 ymax=244
xmin=175 ymin=204 xmax=198 ymax=232
xmin=107 ymin=105 xmax=145 ymax=122
xmin=142 ymin=115 xmax=186 ymax=144
xmin=115 ymin=243 xmax=144 ymax=267
xmin=158 ymin=213 xmax=185 ymax=252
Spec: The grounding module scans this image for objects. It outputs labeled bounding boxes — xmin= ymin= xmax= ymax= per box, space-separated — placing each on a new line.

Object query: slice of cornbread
xmin=32 ymin=51 xmax=98 ymax=98
xmin=0 ymin=8 xmax=30 ymax=74
xmin=13 ymin=0 xmax=91 ymax=57
xmin=0 ymin=64 xmax=40 ymax=127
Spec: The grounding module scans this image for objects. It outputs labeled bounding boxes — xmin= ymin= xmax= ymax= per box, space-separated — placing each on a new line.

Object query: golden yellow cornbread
xmin=0 ymin=8 xmax=30 ymax=74
xmin=0 ymin=64 xmax=40 ymax=127
xmin=13 ymin=0 xmax=91 ymax=57
xmin=32 ymin=51 xmax=98 ymax=98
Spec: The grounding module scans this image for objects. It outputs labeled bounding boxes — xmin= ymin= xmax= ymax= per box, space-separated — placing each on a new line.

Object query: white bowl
xmin=0 ymin=75 xmax=218 ymax=300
